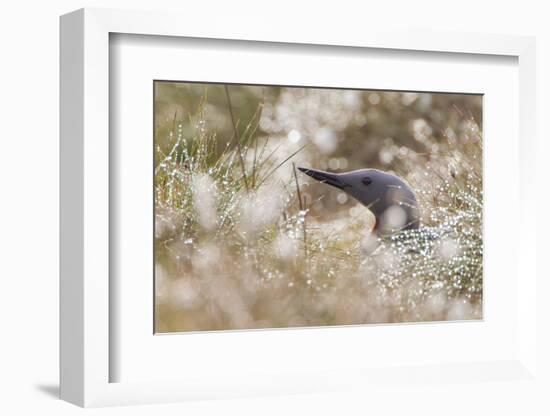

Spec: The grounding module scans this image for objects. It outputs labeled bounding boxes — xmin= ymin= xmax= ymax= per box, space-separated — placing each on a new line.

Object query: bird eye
xmin=362 ymin=177 xmax=372 ymax=186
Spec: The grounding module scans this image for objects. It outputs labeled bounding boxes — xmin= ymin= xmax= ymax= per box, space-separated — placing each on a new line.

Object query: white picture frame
xmin=60 ymin=8 xmax=538 ymax=408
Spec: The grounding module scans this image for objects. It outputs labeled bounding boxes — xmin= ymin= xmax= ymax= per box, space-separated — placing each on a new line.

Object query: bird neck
xmin=372 ymin=216 xmax=379 ymax=234
xmin=370 ymin=204 xmax=420 ymax=237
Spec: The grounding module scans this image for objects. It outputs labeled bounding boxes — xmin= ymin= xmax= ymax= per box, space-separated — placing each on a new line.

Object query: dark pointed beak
xmin=297 ymin=167 xmax=350 ymax=190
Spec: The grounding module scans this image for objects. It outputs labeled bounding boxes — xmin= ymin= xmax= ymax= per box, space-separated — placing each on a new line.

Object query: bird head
xmin=298 ymin=167 xmax=420 ymax=235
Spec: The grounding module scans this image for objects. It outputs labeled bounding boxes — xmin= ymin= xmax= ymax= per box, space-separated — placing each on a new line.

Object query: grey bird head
xmin=298 ymin=167 xmax=420 ymax=236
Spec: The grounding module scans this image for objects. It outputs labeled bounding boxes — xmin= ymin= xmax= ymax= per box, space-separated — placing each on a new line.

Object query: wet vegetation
xmin=155 ymin=83 xmax=482 ymax=332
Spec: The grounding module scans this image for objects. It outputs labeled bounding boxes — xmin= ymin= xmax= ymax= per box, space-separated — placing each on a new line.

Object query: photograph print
xmin=154 ymin=81 xmax=483 ymax=333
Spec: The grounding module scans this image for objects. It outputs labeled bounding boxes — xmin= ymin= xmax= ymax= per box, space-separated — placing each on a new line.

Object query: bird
xmin=297 ymin=167 xmax=421 ymax=237
xmin=297 ymin=167 xmax=482 ymax=310
xmin=298 ymin=166 xmax=457 ymax=261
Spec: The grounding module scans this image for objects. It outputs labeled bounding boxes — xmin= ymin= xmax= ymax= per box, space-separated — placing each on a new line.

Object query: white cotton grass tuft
xmin=359 ymin=234 xmax=380 ymax=256
xmin=169 ymin=277 xmax=201 ymax=309
xmin=192 ymin=173 xmax=218 ymax=232
xmin=155 ymin=209 xmax=178 ymax=240
xmin=192 ymin=243 xmax=221 ymax=273
xmin=236 ymin=187 xmax=285 ymax=237
xmin=272 ymin=234 xmax=299 ymax=260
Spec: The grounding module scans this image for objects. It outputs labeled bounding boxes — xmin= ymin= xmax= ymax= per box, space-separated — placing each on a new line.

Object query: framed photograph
xmin=60 ymin=8 xmax=539 ymax=408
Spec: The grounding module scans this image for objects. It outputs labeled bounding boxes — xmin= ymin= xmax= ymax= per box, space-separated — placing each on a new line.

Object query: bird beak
xmin=297 ymin=167 xmax=350 ymax=190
